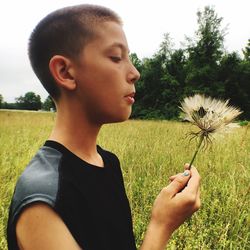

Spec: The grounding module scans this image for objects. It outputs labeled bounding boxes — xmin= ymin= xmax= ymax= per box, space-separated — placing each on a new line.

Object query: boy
xmin=7 ymin=4 xmax=201 ymax=250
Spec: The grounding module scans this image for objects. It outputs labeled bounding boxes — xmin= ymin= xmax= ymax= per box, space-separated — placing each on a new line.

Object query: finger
xmin=182 ymin=167 xmax=201 ymax=195
xmin=169 ymin=174 xmax=178 ymax=181
xmin=170 ymin=164 xmax=195 ymax=180
xmin=166 ymin=170 xmax=191 ymax=197
xmin=169 ymin=171 xmax=187 ymax=181
xmin=184 ymin=163 xmax=194 ymax=170
xmin=193 ymin=188 xmax=201 ymax=211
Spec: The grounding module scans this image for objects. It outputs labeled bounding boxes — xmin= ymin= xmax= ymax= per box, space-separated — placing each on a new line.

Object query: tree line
xmin=130 ymin=6 xmax=250 ymax=120
xmin=1 ymin=6 xmax=250 ymax=119
xmin=0 ymin=93 xmax=55 ymax=111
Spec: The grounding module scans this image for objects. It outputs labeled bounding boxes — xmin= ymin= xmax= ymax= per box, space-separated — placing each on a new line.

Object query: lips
xmin=125 ymin=92 xmax=135 ymax=98
xmin=124 ymin=92 xmax=135 ymax=104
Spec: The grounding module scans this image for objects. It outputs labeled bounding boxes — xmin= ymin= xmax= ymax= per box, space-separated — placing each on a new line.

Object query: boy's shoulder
xmin=10 ymin=146 xmax=62 ymax=223
xmin=97 ymin=145 xmax=120 ymax=163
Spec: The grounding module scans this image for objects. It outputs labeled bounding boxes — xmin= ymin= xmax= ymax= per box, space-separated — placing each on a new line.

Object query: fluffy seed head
xmin=180 ymin=94 xmax=242 ymax=144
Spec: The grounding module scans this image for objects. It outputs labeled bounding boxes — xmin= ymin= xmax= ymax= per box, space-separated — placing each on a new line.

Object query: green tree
xmin=129 ymin=53 xmax=142 ymax=73
xmin=42 ymin=96 xmax=56 ymax=111
xmin=242 ymin=39 xmax=250 ymax=61
xmin=158 ymin=33 xmax=174 ymax=61
xmin=131 ymin=54 xmax=165 ymax=119
xmin=185 ymin=6 xmax=226 ymax=96
xmin=132 ymin=34 xmax=186 ymax=120
xmin=162 ymin=49 xmax=187 ymax=118
xmin=219 ymin=52 xmax=241 ymax=100
xmin=217 ymin=52 xmax=250 ymax=119
xmin=238 ymin=59 xmax=250 ymax=118
xmin=152 ymin=35 xmax=186 ymax=119
xmin=15 ymin=92 xmax=42 ymax=110
xmin=0 ymin=94 xmax=3 ymax=108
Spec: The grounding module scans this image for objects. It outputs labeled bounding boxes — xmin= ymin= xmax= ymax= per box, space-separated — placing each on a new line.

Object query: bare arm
xmin=140 ymin=165 xmax=201 ymax=250
xmin=16 ymin=203 xmax=82 ymax=250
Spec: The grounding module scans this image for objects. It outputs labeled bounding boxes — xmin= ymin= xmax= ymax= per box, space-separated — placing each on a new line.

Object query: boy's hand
xmin=152 ymin=164 xmax=201 ymax=232
xmin=140 ymin=164 xmax=201 ymax=250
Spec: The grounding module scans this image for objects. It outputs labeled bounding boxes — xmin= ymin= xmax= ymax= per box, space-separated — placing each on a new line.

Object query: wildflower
xmin=180 ymin=94 xmax=242 ymax=169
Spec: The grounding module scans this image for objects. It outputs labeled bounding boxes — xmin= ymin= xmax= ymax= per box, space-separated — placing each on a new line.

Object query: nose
xmin=127 ymin=62 xmax=140 ymax=84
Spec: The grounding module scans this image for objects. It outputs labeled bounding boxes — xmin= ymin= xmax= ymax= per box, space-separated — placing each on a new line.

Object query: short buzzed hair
xmin=28 ymin=4 xmax=122 ymax=98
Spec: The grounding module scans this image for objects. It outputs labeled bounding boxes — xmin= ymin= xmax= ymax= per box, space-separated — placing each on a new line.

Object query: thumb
xmin=166 ymin=170 xmax=191 ymax=197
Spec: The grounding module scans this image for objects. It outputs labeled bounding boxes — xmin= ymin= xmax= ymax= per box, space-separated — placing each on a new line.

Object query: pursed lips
xmin=124 ymin=92 xmax=135 ymax=104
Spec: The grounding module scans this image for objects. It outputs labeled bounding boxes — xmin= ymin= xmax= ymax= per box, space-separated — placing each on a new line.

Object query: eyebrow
xmin=107 ymin=42 xmax=130 ymax=54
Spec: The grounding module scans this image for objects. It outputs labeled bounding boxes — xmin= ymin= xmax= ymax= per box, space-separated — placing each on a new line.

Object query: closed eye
xmin=110 ymin=56 xmax=122 ymax=63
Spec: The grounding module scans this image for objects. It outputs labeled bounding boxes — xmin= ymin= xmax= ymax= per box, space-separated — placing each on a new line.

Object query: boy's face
xmin=72 ymin=21 xmax=140 ymax=124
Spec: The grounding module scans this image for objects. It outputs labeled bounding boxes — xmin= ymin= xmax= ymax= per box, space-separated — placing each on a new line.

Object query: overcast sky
xmin=1 ymin=0 xmax=249 ymax=102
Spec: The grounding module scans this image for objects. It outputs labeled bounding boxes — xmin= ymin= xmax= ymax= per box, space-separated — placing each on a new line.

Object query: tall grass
xmin=0 ymin=111 xmax=249 ymax=249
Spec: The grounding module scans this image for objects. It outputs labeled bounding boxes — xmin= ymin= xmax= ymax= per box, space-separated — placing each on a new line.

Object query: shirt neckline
xmin=44 ymin=140 xmax=107 ymax=170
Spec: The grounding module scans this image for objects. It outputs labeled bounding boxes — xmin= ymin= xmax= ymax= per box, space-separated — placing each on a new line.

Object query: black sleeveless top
xmin=7 ymin=140 xmax=136 ymax=250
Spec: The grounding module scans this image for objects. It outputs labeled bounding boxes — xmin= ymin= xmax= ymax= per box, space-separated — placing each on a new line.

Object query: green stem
xmin=188 ymin=135 xmax=204 ymax=170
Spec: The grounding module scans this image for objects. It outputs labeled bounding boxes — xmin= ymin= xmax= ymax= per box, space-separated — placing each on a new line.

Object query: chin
xmin=104 ymin=111 xmax=131 ymax=124
xmin=105 ymin=116 xmax=130 ymax=124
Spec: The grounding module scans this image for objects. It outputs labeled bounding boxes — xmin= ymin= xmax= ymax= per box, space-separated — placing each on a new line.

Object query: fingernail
xmin=183 ymin=170 xmax=190 ymax=176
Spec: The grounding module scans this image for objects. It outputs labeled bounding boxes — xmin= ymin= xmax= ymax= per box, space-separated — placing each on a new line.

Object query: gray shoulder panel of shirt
xmin=10 ymin=146 xmax=62 ymax=224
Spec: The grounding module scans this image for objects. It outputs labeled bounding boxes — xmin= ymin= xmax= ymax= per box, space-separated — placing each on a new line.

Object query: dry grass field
xmin=0 ymin=110 xmax=249 ymax=249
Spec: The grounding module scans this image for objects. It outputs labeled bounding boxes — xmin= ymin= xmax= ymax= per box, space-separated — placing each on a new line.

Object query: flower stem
xmin=188 ymin=135 xmax=204 ymax=170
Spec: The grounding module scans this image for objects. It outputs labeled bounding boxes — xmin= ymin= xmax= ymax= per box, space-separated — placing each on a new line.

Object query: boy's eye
xmin=110 ymin=56 xmax=122 ymax=63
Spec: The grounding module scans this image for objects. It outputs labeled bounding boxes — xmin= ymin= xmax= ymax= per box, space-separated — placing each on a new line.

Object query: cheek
xmin=76 ymin=61 xmax=125 ymax=106
xmin=86 ymin=66 xmax=118 ymax=88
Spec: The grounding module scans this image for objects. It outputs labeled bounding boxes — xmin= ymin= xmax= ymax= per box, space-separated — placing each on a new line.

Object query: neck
xmin=48 ymin=104 xmax=103 ymax=167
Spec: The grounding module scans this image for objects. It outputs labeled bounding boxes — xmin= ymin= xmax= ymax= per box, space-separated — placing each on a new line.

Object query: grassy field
xmin=0 ymin=110 xmax=249 ymax=249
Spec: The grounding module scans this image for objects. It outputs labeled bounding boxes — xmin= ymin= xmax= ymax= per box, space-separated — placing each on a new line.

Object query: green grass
xmin=0 ymin=110 xmax=249 ymax=249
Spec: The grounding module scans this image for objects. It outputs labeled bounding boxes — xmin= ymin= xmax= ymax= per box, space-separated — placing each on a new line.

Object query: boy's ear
xmin=49 ymin=55 xmax=76 ymax=91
